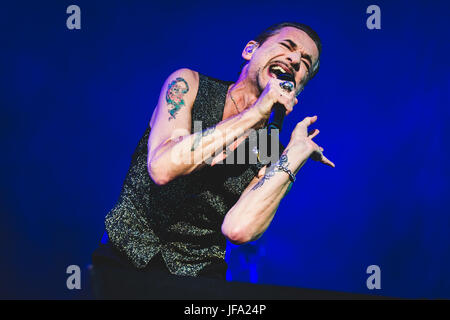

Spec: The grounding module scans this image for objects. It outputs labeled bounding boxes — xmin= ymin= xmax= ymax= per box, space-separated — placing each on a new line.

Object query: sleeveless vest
xmin=105 ymin=73 xmax=273 ymax=276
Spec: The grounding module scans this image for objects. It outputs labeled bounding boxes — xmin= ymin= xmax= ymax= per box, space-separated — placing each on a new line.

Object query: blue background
xmin=0 ymin=0 xmax=448 ymax=299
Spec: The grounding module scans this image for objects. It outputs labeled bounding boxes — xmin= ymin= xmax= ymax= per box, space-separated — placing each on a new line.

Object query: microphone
xmin=267 ymin=73 xmax=296 ymax=133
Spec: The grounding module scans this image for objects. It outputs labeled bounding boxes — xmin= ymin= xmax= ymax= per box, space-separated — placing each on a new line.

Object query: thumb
xmin=298 ymin=115 xmax=318 ymax=128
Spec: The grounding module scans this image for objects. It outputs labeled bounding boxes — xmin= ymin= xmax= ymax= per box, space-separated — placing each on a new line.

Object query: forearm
xmin=148 ymin=106 xmax=263 ymax=184
xmin=221 ymin=142 xmax=312 ymax=244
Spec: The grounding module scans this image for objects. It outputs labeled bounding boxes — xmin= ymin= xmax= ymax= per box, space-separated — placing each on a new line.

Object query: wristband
xmin=276 ymin=165 xmax=296 ymax=183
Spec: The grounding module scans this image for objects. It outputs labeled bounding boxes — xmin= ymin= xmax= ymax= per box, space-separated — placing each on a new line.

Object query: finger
xmin=278 ymin=80 xmax=296 ymax=96
xmin=299 ymin=115 xmax=318 ymax=128
xmin=276 ymin=85 xmax=293 ymax=97
xmin=275 ymin=83 xmax=297 ymax=102
xmin=308 ymin=128 xmax=320 ymax=139
xmin=210 ymin=152 xmax=226 ymax=166
xmin=321 ymin=154 xmax=335 ymax=168
xmin=314 ymin=143 xmax=324 ymax=152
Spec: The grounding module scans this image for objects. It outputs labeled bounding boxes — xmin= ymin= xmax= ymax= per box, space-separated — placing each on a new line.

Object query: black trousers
xmin=91 ymin=240 xmax=235 ymax=299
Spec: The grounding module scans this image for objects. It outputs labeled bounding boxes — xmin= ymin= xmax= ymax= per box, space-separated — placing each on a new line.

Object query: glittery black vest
xmin=105 ymin=73 xmax=268 ymax=277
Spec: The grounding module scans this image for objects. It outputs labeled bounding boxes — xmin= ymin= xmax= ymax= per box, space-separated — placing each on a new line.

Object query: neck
xmin=229 ymin=65 xmax=260 ymax=112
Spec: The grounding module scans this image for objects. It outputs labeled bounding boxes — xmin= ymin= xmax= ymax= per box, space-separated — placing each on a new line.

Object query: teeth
xmin=272 ymin=66 xmax=286 ymax=73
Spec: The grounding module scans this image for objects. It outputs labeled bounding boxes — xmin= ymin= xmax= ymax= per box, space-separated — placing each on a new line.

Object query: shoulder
xmin=164 ymin=69 xmax=232 ymax=92
xmin=149 ymin=68 xmax=201 ymax=128
xmin=160 ymin=68 xmax=201 ymax=109
xmin=165 ymin=68 xmax=200 ymax=91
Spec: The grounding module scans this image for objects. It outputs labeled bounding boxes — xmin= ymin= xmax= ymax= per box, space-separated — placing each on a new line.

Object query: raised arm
xmin=147 ymin=69 xmax=265 ymax=185
xmin=221 ymin=116 xmax=335 ymax=245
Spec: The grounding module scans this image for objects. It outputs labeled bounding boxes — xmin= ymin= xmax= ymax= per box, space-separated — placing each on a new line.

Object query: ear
xmin=241 ymin=41 xmax=259 ymax=61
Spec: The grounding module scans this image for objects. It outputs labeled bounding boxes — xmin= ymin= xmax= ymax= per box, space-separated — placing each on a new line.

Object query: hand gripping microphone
xmin=267 ymin=73 xmax=296 ymax=133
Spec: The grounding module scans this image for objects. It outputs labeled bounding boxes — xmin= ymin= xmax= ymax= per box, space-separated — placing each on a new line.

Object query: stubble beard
xmin=255 ymin=67 xmax=265 ymax=95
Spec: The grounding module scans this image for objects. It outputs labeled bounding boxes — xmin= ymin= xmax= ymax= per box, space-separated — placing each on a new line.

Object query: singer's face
xmin=248 ymin=27 xmax=319 ymax=94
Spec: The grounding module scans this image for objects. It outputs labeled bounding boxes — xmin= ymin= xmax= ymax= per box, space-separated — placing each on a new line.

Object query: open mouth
xmin=268 ymin=63 xmax=294 ymax=81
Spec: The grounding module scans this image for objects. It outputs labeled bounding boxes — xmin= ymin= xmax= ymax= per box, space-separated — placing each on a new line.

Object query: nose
xmin=287 ymin=51 xmax=301 ymax=72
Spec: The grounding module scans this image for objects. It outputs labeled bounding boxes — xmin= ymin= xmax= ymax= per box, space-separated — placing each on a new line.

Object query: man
xmin=92 ymin=22 xmax=334 ymax=299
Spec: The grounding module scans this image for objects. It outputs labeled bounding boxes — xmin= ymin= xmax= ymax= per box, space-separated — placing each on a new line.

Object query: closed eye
xmin=280 ymin=42 xmax=291 ymax=50
xmin=280 ymin=42 xmax=311 ymax=71
xmin=302 ymin=60 xmax=311 ymax=72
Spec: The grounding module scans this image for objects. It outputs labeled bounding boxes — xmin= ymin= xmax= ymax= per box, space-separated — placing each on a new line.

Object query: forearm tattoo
xmin=166 ymin=77 xmax=189 ymax=120
xmin=191 ymin=126 xmax=216 ymax=151
xmin=251 ymin=150 xmax=291 ymax=191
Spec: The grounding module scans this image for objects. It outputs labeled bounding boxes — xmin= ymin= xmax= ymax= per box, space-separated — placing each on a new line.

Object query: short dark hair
xmin=240 ymin=22 xmax=322 ymax=83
